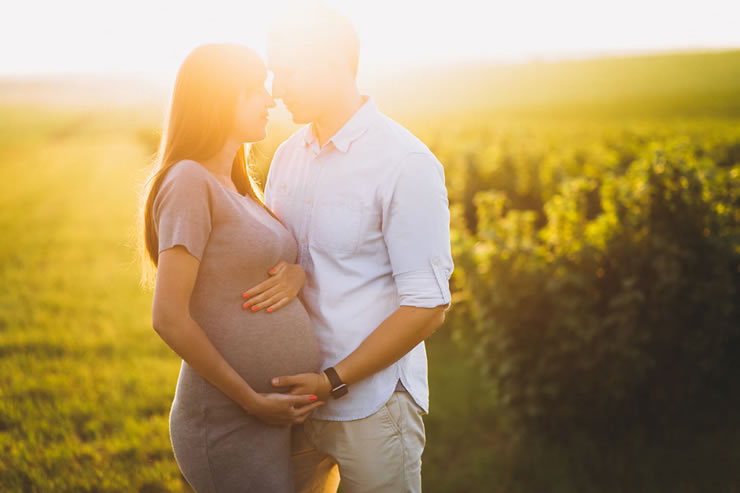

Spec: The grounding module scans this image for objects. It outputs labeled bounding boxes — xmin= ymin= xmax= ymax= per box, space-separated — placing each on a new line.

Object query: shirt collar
xmin=303 ymin=95 xmax=377 ymax=153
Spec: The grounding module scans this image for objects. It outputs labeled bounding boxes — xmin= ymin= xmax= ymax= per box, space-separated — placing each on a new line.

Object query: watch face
xmin=332 ymin=383 xmax=348 ymax=399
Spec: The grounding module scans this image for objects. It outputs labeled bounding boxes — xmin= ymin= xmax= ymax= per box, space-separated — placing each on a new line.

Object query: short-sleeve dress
xmin=153 ymin=160 xmax=322 ymax=493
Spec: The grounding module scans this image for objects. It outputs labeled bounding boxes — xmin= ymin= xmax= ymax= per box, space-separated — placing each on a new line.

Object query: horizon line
xmin=1 ymin=45 xmax=738 ymax=81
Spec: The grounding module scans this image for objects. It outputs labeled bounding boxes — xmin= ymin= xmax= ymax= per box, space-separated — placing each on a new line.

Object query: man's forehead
xmin=267 ymin=42 xmax=291 ymax=62
xmin=267 ymin=45 xmax=309 ymax=71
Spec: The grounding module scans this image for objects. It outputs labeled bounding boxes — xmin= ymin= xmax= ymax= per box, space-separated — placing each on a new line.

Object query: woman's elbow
xmin=152 ymin=306 xmax=183 ymax=337
xmin=151 ymin=311 xmax=168 ymax=336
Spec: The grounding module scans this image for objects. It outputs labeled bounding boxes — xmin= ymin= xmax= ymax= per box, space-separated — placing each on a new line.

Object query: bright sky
xmin=1 ymin=0 xmax=739 ymax=80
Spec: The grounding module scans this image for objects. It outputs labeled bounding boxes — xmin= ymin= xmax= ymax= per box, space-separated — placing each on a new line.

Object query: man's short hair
xmin=268 ymin=0 xmax=360 ymax=77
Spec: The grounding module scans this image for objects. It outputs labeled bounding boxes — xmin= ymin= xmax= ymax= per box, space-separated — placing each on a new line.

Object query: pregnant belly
xmin=194 ymin=298 xmax=322 ymax=395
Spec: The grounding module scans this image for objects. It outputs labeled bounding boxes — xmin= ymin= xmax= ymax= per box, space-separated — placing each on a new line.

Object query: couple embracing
xmin=141 ymin=2 xmax=453 ymax=492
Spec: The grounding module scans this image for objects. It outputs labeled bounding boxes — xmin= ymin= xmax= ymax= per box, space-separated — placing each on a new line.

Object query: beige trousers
xmin=291 ymin=391 xmax=427 ymax=493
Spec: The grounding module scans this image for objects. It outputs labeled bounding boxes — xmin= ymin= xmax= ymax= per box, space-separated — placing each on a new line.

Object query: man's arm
xmin=272 ymin=151 xmax=453 ymax=398
xmin=331 ymin=304 xmax=446 ymax=387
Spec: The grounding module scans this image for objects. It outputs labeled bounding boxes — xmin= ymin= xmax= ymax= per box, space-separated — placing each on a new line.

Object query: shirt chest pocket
xmin=311 ymin=197 xmax=365 ymax=255
xmin=270 ymin=183 xmax=299 ymax=224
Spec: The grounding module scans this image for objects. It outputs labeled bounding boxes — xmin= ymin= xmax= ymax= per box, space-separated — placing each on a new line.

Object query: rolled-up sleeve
xmin=383 ymin=152 xmax=454 ymax=308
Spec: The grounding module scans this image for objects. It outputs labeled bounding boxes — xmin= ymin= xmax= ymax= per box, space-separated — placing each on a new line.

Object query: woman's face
xmin=233 ymin=83 xmax=276 ymax=143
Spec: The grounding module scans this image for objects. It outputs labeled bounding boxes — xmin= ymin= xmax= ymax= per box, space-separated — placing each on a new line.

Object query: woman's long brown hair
xmin=140 ymin=43 xmax=275 ymax=286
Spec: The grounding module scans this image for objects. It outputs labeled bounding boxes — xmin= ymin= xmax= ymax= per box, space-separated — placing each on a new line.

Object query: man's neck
xmin=313 ymin=89 xmax=365 ymax=148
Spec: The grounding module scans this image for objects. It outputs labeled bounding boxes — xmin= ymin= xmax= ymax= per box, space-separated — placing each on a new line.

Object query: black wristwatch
xmin=324 ymin=367 xmax=348 ymax=399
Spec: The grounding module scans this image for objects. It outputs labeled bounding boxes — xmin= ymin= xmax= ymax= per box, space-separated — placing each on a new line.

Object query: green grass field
xmin=0 ymin=105 xmax=507 ymax=492
xmin=0 ymin=106 xmax=186 ymax=491
xmin=1 ymin=49 xmax=739 ymax=492
xmin=0 ymin=104 xmax=505 ymax=492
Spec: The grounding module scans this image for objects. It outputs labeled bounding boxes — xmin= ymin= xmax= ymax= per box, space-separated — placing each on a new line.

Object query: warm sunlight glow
xmin=2 ymin=0 xmax=739 ymax=81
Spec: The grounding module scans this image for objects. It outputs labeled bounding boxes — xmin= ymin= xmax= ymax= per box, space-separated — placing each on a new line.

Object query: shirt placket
xmin=296 ymin=144 xmax=325 ymax=268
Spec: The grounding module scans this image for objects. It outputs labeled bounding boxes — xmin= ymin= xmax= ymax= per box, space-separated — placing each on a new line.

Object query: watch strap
xmin=324 ymin=366 xmax=343 ymax=390
xmin=324 ymin=367 xmax=348 ymax=398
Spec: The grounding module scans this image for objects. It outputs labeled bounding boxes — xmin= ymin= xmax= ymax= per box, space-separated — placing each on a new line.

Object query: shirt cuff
xmin=394 ymin=258 xmax=452 ymax=308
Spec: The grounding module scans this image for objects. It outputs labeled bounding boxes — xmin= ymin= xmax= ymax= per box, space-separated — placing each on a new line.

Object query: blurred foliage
xmin=441 ymin=120 xmax=740 ymax=434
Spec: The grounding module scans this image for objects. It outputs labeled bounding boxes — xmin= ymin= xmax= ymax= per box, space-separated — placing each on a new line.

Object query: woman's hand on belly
xmin=241 ymin=261 xmax=305 ymax=313
xmin=248 ymin=392 xmax=325 ymax=425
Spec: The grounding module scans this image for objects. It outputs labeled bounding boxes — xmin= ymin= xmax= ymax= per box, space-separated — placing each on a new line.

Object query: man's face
xmin=267 ymin=44 xmax=337 ymax=124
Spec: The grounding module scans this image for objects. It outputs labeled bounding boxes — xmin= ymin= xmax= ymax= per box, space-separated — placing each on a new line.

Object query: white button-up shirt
xmin=264 ymin=96 xmax=453 ymax=420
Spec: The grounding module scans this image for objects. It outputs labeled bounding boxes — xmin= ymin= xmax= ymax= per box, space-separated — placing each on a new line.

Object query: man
xmin=254 ymin=2 xmax=453 ymax=491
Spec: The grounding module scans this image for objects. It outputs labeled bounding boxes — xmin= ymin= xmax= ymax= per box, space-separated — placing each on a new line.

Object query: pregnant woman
xmin=140 ymin=44 xmax=323 ymax=492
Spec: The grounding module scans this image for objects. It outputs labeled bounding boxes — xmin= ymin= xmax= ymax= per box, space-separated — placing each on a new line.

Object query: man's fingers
xmin=272 ymin=375 xmax=301 ymax=387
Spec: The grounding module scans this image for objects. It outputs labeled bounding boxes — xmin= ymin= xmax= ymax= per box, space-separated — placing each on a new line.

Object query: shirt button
xmin=306 ymin=198 xmax=312 ymax=204
xmin=432 ymin=258 xmax=440 ymax=265
xmin=300 ymin=237 xmax=307 ymax=243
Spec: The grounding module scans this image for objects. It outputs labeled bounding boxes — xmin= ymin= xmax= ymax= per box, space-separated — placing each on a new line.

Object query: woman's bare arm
xmin=152 ymin=246 xmax=324 ymax=424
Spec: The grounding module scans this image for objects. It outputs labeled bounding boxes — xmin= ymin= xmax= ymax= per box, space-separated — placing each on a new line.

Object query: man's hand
xmin=248 ymin=392 xmax=325 ymax=425
xmin=242 ymin=261 xmax=305 ymax=313
xmin=272 ymin=372 xmax=333 ymax=401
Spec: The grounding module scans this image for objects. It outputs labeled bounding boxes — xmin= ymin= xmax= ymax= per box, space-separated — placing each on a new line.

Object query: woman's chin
xmin=244 ymin=128 xmax=267 ymax=143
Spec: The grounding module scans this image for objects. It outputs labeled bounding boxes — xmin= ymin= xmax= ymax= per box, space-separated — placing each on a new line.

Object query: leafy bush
xmin=448 ymin=124 xmax=740 ymax=433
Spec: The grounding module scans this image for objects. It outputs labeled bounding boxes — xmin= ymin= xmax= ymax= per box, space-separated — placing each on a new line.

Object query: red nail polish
xmin=267 ymin=307 xmax=273 ymax=313
xmin=251 ymin=306 xmax=259 ymax=312
xmin=242 ymin=292 xmax=250 ymax=298
xmin=242 ymin=303 xmax=250 ymax=309
xmin=269 ymin=269 xmax=276 ymax=274
xmin=309 ymin=395 xmax=317 ymax=401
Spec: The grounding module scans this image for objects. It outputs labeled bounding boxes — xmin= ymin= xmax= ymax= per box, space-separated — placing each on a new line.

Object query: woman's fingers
xmin=293 ymin=400 xmax=326 ymax=423
xmin=242 ymin=262 xmax=304 ymax=312
xmin=247 ymin=293 xmax=285 ymax=313
xmin=268 ymin=261 xmax=287 ymax=276
xmin=242 ymin=276 xmax=279 ymax=300
xmin=293 ymin=406 xmax=321 ymax=424
xmin=243 ymin=285 xmax=282 ymax=311
xmin=293 ymin=400 xmax=324 ymax=414
xmin=250 ymin=392 xmax=326 ymax=426
xmin=264 ymin=296 xmax=291 ymax=313
xmin=288 ymin=394 xmax=319 ymax=408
